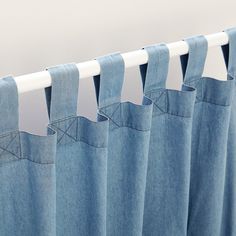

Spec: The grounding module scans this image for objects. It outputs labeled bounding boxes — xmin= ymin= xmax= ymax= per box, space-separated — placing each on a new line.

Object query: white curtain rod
xmin=12 ymin=31 xmax=229 ymax=94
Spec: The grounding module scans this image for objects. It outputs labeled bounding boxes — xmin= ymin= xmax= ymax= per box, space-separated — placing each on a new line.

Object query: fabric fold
xmin=46 ymin=63 xmax=109 ymax=236
xmin=94 ymin=53 xmax=153 ymax=236
xmin=140 ymin=44 xmax=196 ymax=236
xmin=0 ymin=76 xmax=57 ymax=236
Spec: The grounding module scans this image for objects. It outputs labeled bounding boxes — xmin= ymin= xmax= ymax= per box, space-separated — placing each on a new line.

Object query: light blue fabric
xmin=140 ymin=43 xmax=196 ymax=236
xmin=180 ymin=35 xmax=234 ymax=236
xmin=0 ymin=76 xmax=57 ymax=236
xmin=93 ymin=53 xmax=153 ymax=236
xmin=46 ymin=63 xmax=109 ymax=236
xmin=221 ymin=27 xmax=236 ymax=236
xmin=1 ymin=28 xmax=236 ymax=236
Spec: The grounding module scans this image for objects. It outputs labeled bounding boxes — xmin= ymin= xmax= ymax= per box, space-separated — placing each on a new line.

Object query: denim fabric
xmin=220 ymin=27 xmax=236 ymax=236
xmin=45 ymin=64 xmax=109 ymax=236
xmin=139 ymin=44 xmax=196 ymax=236
xmin=0 ymin=77 xmax=57 ymax=236
xmin=93 ymin=53 xmax=153 ymax=236
xmin=1 ymin=30 xmax=236 ymax=236
xmin=180 ymin=36 xmax=234 ymax=236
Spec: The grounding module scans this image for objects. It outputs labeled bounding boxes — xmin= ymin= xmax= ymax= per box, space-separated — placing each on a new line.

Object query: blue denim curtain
xmin=139 ymin=43 xmax=196 ymax=236
xmin=93 ymin=53 xmax=153 ymax=236
xmin=180 ymin=34 xmax=234 ymax=236
xmin=0 ymin=28 xmax=236 ymax=236
xmin=221 ymin=28 xmax=236 ymax=236
xmin=45 ymin=64 xmax=109 ymax=236
xmin=0 ymin=77 xmax=57 ymax=236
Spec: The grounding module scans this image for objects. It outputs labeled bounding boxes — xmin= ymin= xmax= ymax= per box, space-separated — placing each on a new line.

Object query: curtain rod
xmin=12 ymin=31 xmax=229 ymax=94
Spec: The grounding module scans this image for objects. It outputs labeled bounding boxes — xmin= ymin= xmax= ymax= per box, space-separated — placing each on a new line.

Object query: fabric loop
xmin=140 ymin=44 xmax=169 ymax=94
xmin=180 ymin=35 xmax=208 ymax=85
xmin=45 ymin=63 xmax=79 ymax=123
xmin=0 ymin=76 xmax=19 ymax=134
xmin=222 ymin=27 xmax=236 ymax=79
xmin=93 ymin=53 xmax=125 ymax=108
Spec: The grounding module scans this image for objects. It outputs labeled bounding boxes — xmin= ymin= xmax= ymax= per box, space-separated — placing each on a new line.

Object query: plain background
xmin=0 ymin=0 xmax=235 ymax=134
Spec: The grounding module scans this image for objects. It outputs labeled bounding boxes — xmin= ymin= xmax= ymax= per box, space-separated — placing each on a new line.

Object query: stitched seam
xmin=19 ymin=131 xmax=22 ymax=159
xmin=0 ymin=132 xmax=54 ymax=165
xmin=99 ymin=103 xmax=121 ymax=127
xmin=100 ymin=109 xmax=152 ymax=131
xmin=50 ymin=114 xmax=77 ymax=124
xmin=18 ymin=158 xmax=54 ymax=164
xmin=108 ymin=103 xmax=121 ymax=119
xmin=55 ymin=137 xmax=108 ymax=149
xmin=99 ymin=109 xmax=120 ymax=128
xmin=0 ymin=133 xmax=20 ymax=159
xmin=50 ymin=118 xmax=77 ymax=144
xmin=0 ymin=134 xmax=18 ymax=157
xmin=0 ymin=146 xmax=19 ymax=160
xmin=165 ymin=90 xmax=168 ymax=113
xmin=54 ymin=130 xmax=108 ymax=148
xmin=76 ymin=138 xmax=107 ymax=149
xmin=166 ymin=112 xmax=192 ymax=118
xmin=110 ymin=124 xmax=151 ymax=132
xmin=152 ymin=102 xmax=192 ymax=118
xmin=0 ymin=130 xmax=18 ymax=139
xmin=0 ymin=143 xmax=54 ymax=165
xmin=152 ymin=110 xmax=192 ymax=119
xmin=50 ymin=119 xmax=108 ymax=148
xmin=148 ymin=89 xmax=166 ymax=101
xmin=153 ymin=101 xmax=166 ymax=113
xmin=75 ymin=116 xmax=78 ymax=142
xmin=0 ymin=157 xmax=54 ymax=165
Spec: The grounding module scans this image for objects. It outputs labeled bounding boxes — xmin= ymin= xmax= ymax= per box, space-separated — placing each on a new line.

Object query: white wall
xmin=0 ymin=0 xmax=235 ymax=134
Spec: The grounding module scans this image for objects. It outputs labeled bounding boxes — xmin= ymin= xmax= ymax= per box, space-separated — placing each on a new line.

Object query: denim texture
xmin=220 ymin=28 xmax=236 ymax=236
xmin=94 ymin=53 xmax=153 ymax=236
xmin=0 ymin=77 xmax=57 ymax=236
xmin=180 ymin=33 xmax=234 ymax=236
xmin=139 ymin=44 xmax=196 ymax=236
xmin=0 ymin=28 xmax=236 ymax=236
xmin=46 ymin=64 xmax=109 ymax=236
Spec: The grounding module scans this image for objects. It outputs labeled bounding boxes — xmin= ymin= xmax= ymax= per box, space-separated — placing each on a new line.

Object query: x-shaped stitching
xmin=51 ymin=118 xmax=77 ymax=144
xmin=0 ymin=133 xmax=20 ymax=158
